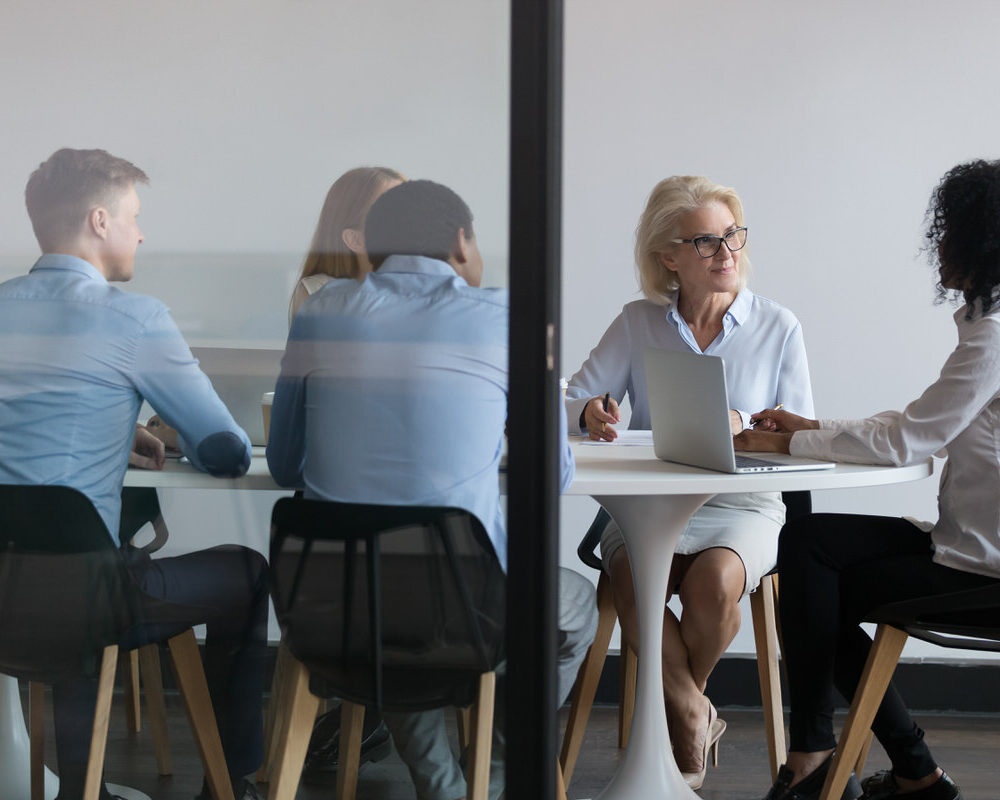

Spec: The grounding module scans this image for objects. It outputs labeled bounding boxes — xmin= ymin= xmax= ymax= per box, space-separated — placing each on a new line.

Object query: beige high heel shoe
xmin=679 ymin=701 xmax=727 ymax=790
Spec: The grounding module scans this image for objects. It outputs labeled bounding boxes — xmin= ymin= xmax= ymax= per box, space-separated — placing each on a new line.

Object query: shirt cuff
xmin=789 ymin=428 xmax=837 ymax=460
xmin=736 ymin=409 xmax=752 ymax=430
xmin=566 ymin=396 xmax=590 ymax=435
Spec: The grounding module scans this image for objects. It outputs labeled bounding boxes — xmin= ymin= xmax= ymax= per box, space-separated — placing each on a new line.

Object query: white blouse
xmin=288 ymin=273 xmax=333 ymax=327
xmin=791 ymin=302 xmax=1000 ymax=579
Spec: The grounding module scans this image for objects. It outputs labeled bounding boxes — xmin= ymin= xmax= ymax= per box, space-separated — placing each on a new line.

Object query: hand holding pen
xmin=749 ymin=404 xmax=819 ymax=433
xmin=584 ymin=391 xmax=621 ymax=442
xmin=750 ymin=404 xmax=783 ymax=430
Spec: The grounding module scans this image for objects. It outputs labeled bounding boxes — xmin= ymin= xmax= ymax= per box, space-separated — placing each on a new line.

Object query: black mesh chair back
xmin=270 ymin=497 xmax=506 ymax=712
xmin=866 ymin=582 xmax=1000 ymax=651
xmin=0 ymin=484 xmax=136 ymax=682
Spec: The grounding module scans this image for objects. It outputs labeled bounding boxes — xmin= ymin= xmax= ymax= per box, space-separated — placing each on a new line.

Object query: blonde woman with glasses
xmin=564 ymin=175 xmax=814 ymax=790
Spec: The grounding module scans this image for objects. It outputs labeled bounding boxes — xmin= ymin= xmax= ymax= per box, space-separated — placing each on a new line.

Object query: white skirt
xmin=599 ymin=491 xmax=786 ymax=596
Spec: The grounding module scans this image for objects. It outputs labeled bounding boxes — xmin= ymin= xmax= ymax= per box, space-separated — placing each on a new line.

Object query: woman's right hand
xmin=750 ymin=408 xmax=819 ymax=433
xmin=583 ymin=396 xmax=621 ymax=441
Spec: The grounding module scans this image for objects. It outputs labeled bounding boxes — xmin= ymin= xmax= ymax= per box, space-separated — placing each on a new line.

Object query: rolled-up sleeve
xmin=132 ymin=308 xmax=250 ymax=476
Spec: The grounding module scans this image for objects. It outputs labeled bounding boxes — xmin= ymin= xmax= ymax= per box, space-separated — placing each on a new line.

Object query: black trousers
xmin=778 ymin=513 xmax=1000 ymax=780
xmin=52 ymin=545 xmax=269 ymax=799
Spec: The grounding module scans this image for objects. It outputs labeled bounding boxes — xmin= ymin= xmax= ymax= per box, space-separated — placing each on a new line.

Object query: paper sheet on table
xmin=580 ymin=429 xmax=653 ymax=446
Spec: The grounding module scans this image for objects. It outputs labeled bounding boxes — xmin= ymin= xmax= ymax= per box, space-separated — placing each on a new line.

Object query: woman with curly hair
xmin=737 ymin=159 xmax=1000 ymax=800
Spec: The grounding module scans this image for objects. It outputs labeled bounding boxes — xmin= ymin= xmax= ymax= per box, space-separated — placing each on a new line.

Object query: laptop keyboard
xmin=735 ymin=454 xmax=780 ymax=470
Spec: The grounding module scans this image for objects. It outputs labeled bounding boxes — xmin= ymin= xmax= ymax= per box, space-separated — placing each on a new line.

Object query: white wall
xmin=4 ymin=1 xmax=999 ymax=660
xmin=561 ymin=0 xmax=1000 ymax=661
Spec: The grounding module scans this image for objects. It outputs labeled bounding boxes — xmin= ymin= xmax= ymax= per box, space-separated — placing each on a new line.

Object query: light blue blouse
xmin=566 ymin=289 xmax=814 ymax=434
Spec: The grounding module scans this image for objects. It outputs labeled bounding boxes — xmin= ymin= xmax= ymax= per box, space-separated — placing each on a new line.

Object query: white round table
xmin=566 ymin=440 xmax=933 ymax=800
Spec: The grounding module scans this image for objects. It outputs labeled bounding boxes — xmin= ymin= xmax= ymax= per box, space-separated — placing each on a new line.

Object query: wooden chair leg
xmin=258 ymin=641 xmax=294 ymax=783
xmin=819 ymin=625 xmax=909 ymax=800
xmin=855 ymin=729 xmax=875 ymax=776
xmin=560 ymin=570 xmax=617 ymax=784
xmin=167 ymin=629 xmax=233 ymax=800
xmin=618 ymin=644 xmax=637 ymax=749
xmin=556 ymin=761 xmax=568 ymax=800
xmin=30 ymin=681 xmax=45 ymax=800
xmin=456 ymin=706 xmax=473 ymax=751
xmin=751 ymin=574 xmax=786 ymax=781
xmin=138 ymin=643 xmax=172 ymax=775
xmin=336 ymin=701 xmax=366 ymax=800
xmin=267 ymin=654 xmax=321 ymax=800
xmin=122 ymin=648 xmax=141 ymax=734
xmin=83 ymin=645 xmax=119 ymax=800
xmin=466 ymin=671 xmax=497 ymax=800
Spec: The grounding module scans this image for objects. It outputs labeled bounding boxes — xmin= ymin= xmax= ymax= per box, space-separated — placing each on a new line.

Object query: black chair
xmin=117 ymin=487 xmax=172 ymax=774
xmin=265 ymin=497 xmax=506 ymax=800
xmin=560 ymin=491 xmax=812 ymax=786
xmin=0 ymin=484 xmax=234 ymax=800
xmin=820 ymin=580 xmax=1000 ymax=800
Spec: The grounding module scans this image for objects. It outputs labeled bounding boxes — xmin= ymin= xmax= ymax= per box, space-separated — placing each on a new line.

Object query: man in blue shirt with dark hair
xmin=269 ymin=179 xmax=596 ymax=800
xmin=0 ymin=148 xmax=267 ymax=800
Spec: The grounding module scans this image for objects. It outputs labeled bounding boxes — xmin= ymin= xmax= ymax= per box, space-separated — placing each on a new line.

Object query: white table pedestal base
xmin=592 ymin=492 xmax=712 ymax=800
xmin=0 ymin=675 xmax=151 ymax=800
xmin=0 ymin=674 xmax=59 ymax=800
xmin=106 ymin=784 xmax=152 ymax=800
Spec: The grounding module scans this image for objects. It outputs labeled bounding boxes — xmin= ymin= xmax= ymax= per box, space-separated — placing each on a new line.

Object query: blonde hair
xmin=634 ymin=175 xmax=749 ymax=305
xmin=299 ymin=166 xmax=405 ymax=282
xmin=25 ymin=148 xmax=148 ymax=251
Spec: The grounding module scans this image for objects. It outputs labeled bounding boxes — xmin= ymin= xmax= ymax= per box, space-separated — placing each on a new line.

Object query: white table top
xmin=123 ymin=441 xmax=934 ymax=495
xmin=123 ymin=447 xmax=283 ymax=490
xmin=566 ymin=440 xmax=933 ymax=495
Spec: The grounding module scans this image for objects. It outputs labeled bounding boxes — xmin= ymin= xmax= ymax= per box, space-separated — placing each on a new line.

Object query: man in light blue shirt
xmin=268 ymin=180 xmax=596 ymax=800
xmin=0 ymin=149 xmax=266 ymax=800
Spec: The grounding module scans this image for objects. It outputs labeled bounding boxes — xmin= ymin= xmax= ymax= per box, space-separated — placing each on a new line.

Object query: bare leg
xmin=676 ymin=548 xmax=745 ymax=692
xmin=606 ymin=547 xmax=745 ymax=772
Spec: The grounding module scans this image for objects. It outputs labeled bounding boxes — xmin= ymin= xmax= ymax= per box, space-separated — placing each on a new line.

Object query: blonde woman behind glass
xmin=288 ymin=166 xmax=405 ymax=325
xmin=566 ymin=175 xmax=813 ymax=790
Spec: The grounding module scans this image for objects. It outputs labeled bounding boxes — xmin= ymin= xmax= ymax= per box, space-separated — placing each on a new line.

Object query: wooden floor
xmin=31 ymin=691 xmax=1000 ymax=799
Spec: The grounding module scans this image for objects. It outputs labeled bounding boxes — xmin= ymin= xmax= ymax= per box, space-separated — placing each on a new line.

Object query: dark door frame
xmin=507 ymin=1 xmax=564 ymax=798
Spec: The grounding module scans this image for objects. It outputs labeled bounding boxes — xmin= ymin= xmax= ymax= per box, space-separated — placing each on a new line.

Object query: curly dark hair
xmin=925 ymin=159 xmax=1000 ymax=317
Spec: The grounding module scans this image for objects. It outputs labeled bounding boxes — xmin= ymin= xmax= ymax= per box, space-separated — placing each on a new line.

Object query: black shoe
xmin=762 ymin=753 xmax=862 ymax=800
xmin=302 ymin=706 xmax=392 ymax=785
xmin=861 ymin=770 xmax=961 ymax=800
xmin=195 ymin=777 xmax=263 ymax=800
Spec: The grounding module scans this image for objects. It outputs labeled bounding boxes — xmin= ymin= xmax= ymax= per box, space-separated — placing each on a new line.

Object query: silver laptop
xmin=192 ymin=347 xmax=284 ymax=446
xmin=643 ymin=347 xmax=835 ymax=474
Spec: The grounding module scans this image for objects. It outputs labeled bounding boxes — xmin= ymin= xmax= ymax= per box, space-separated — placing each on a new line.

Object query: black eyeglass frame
xmin=670 ymin=226 xmax=748 ymax=258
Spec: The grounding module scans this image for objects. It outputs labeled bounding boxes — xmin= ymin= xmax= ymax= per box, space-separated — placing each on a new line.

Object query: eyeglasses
xmin=671 ymin=226 xmax=748 ymax=258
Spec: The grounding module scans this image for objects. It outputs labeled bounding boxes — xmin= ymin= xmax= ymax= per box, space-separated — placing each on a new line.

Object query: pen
xmin=601 ymin=392 xmax=611 ymax=432
xmin=750 ymin=403 xmax=783 ymax=428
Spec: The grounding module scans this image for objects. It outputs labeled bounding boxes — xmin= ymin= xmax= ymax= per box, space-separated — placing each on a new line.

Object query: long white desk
xmin=109 ymin=441 xmax=931 ymax=799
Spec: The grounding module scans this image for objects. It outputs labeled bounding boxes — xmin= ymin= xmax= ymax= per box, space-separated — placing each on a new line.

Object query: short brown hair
xmin=25 ymin=148 xmax=149 ymax=251
xmin=299 ymin=166 xmax=405 ymax=282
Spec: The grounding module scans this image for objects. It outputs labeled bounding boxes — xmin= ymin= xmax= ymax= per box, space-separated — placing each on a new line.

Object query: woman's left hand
xmin=733 ymin=429 xmax=793 ymax=454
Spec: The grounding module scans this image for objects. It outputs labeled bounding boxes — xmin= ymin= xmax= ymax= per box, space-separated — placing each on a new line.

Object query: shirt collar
xmin=664 ymin=287 xmax=754 ymax=327
xmin=376 ymin=254 xmax=459 ymax=278
xmin=29 ymin=253 xmax=106 ymax=283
